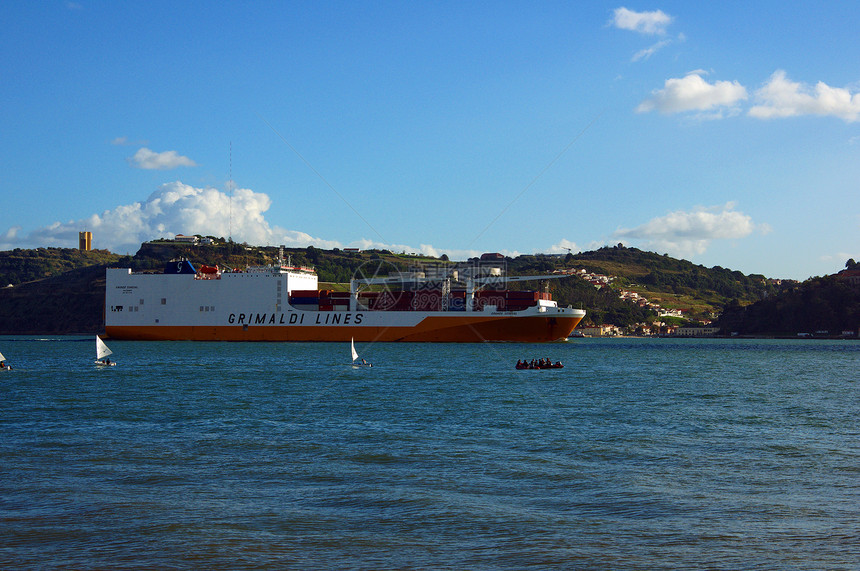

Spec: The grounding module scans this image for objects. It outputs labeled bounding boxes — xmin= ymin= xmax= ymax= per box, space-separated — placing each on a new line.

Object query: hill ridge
xmin=1 ymin=242 xmax=846 ymax=336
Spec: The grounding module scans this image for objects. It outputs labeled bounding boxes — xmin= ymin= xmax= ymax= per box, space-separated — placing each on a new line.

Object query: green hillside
xmin=0 ymin=241 xmax=816 ymax=335
xmin=717 ymin=269 xmax=860 ymax=336
xmin=0 ymin=247 xmax=125 ymax=286
xmin=0 ymin=264 xmax=109 ymax=334
xmin=568 ymin=245 xmax=776 ymax=306
xmin=505 ymin=245 xmax=780 ymax=324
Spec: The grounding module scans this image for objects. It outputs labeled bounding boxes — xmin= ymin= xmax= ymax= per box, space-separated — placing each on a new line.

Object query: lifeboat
xmin=195 ymin=265 xmax=221 ymax=280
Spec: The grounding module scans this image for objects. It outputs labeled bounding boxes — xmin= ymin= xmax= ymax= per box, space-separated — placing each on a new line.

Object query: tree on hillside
xmin=717 ymin=275 xmax=860 ymax=335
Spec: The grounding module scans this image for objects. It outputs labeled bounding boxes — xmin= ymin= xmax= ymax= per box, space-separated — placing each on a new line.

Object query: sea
xmin=1 ymin=336 xmax=858 ymax=570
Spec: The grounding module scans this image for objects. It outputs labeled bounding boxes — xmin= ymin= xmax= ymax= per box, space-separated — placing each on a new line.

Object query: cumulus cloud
xmin=347 ymin=238 xmax=485 ymax=261
xmin=612 ymin=203 xmax=767 ymax=257
xmin=417 ymin=244 xmax=485 ymax=260
xmin=749 ymin=70 xmax=860 ymax=122
xmin=549 ymin=238 xmax=580 ymax=254
xmin=637 ymin=71 xmax=748 ymax=116
xmin=128 ymin=147 xmax=198 ymax=170
xmin=0 ymin=182 xmax=342 ymax=254
xmin=0 ymin=182 xmax=492 ymax=261
xmin=611 ymin=7 xmax=672 ymax=35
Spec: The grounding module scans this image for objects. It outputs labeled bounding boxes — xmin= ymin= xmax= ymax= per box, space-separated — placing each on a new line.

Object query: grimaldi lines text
xmin=104 ymin=260 xmax=585 ymax=342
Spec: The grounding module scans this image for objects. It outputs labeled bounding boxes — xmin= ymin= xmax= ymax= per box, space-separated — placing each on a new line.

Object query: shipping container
xmin=290 ymin=290 xmax=319 ymax=298
xmin=289 ymin=297 xmax=320 ymax=305
xmin=508 ymin=291 xmax=540 ymax=300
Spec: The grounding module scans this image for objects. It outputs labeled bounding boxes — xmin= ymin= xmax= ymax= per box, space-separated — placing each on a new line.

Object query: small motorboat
xmin=516 ymin=359 xmax=563 ymax=370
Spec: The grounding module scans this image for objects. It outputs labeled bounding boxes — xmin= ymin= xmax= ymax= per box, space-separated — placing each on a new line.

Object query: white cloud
xmin=749 ymin=70 xmax=860 ymax=122
xmin=417 ymin=244 xmax=483 ymax=260
xmin=3 ymin=226 xmax=21 ymax=242
xmin=0 ymin=182 xmax=495 ymax=261
xmin=349 ymin=238 xmax=484 ymax=261
xmin=128 ymin=147 xmax=198 ymax=170
xmin=821 ymin=251 xmax=860 ymax=266
xmin=637 ymin=71 xmax=748 ymax=116
xmin=611 ymin=7 xmax=672 ymax=35
xmin=0 ymin=182 xmax=340 ymax=253
xmin=549 ymin=238 xmax=580 ymax=254
xmin=612 ymin=203 xmax=766 ymax=257
xmin=632 ymin=39 xmax=671 ymax=62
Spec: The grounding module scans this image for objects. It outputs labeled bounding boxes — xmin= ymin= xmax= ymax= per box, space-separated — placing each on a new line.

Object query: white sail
xmin=96 ymin=336 xmax=113 ymax=360
xmin=0 ymin=351 xmax=5 ymax=361
xmin=350 ymin=338 xmax=359 ymax=363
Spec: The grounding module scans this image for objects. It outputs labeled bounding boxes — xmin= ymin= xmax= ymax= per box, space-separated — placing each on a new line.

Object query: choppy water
xmin=1 ymin=336 xmax=858 ymax=569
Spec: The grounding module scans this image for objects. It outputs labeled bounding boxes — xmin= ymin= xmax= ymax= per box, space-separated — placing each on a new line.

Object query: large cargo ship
xmin=105 ymin=256 xmax=585 ymax=342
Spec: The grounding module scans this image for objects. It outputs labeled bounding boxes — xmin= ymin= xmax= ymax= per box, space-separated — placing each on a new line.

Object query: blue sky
xmin=2 ymin=1 xmax=859 ymax=280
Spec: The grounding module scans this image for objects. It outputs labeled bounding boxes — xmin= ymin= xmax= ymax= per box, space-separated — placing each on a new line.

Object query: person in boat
xmin=101 ymin=358 xmax=111 ymax=365
xmin=360 ymin=358 xmax=371 ymax=367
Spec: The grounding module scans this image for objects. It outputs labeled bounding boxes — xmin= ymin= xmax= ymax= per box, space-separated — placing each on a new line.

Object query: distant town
xmin=548 ymin=267 xmax=718 ymax=337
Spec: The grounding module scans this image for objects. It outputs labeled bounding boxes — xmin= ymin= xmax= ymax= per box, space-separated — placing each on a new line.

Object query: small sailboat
xmin=350 ymin=337 xmax=371 ymax=367
xmin=95 ymin=336 xmax=116 ymax=366
xmin=0 ymin=351 xmax=11 ymax=371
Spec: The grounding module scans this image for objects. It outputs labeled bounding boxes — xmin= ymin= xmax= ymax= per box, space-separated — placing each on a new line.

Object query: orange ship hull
xmin=106 ymin=313 xmax=584 ymax=343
